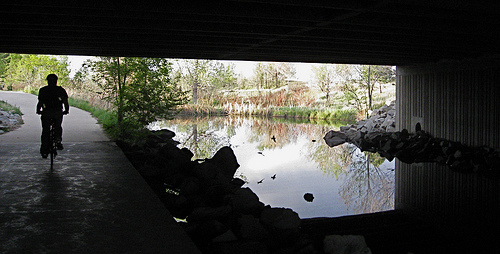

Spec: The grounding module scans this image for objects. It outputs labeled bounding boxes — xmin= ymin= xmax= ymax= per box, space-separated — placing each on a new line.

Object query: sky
xmin=66 ymin=55 xmax=320 ymax=82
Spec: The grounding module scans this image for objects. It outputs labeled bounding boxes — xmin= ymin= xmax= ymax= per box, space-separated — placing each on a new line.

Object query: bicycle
xmin=48 ymin=117 xmax=58 ymax=170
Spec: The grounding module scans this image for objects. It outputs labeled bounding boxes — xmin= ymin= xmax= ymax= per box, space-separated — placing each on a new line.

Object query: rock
xmin=323 ymin=235 xmax=372 ymax=254
xmin=380 ymin=118 xmax=395 ymax=130
xmin=385 ymin=125 xmax=396 ymax=132
xmin=210 ymin=146 xmax=240 ymax=181
xmin=180 ymin=177 xmax=201 ymax=195
xmin=155 ymin=128 xmax=176 ymax=140
xmin=145 ymin=134 xmax=164 ymax=147
xmin=192 ymin=161 xmax=219 ymax=184
xmin=160 ymin=194 xmax=191 ymax=219
xmin=180 ymin=147 xmax=194 ymax=159
xmin=212 ymin=229 xmax=238 ymax=243
xmin=188 ymin=205 xmax=232 ymax=221
xmin=260 ymin=207 xmax=301 ymax=244
xmin=260 ymin=207 xmax=301 ymax=233
xmin=345 ymin=128 xmax=362 ymax=143
xmin=387 ymin=109 xmax=396 ymax=116
xmin=193 ymin=219 xmax=230 ymax=242
xmin=0 ymin=110 xmax=23 ymax=133
xmin=212 ymin=240 xmax=268 ymax=254
xmin=323 ymin=131 xmax=348 ymax=147
xmin=360 ymin=119 xmax=375 ymax=132
xmin=230 ymin=187 xmax=264 ymax=214
xmin=303 ymin=193 xmax=314 ymax=202
xmin=205 ymin=182 xmax=234 ymax=206
xmin=238 ymin=214 xmax=270 ymax=241
xmin=231 ymin=178 xmax=246 ymax=188
xmin=339 ymin=125 xmax=352 ymax=132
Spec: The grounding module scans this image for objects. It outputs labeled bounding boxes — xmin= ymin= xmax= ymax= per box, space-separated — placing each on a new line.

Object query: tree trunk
xmin=192 ymin=60 xmax=199 ymax=104
xmin=192 ymin=79 xmax=198 ymax=104
xmin=116 ymin=57 xmax=124 ymax=137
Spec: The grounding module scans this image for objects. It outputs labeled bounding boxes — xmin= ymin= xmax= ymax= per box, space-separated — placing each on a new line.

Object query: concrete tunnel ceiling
xmin=1 ymin=1 xmax=499 ymax=66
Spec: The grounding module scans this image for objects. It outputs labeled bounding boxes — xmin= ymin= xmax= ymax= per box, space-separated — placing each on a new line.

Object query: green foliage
xmin=177 ymin=59 xmax=238 ymax=104
xmin=88 ymin=57 xmax=188 ymax=140
xmin=251 ymin=62 xmax=296 ymax=89
xmin=0 ymin=100 xmax=23 ymax=115
xmin=23 ymin=85 xmax=39 ymax=95
xmin=68 ymin=97 xmax=119 ymax=138
xmin=312 ymin=64 xmax=336 ymax=102
xmin=366 ymin=151 xmax=386 ymax=167
xmin=316 ymin=110 xmax=331 ymax=120
xmin=330 ymin=108 xmax=357 ymax=124
xmin=0 ymin=53 xmax=9 ymax=84
xmin=3 ymin=54 xmax=70 ymax=90
xmin=340 ymin=65 xmax=395 ymax=113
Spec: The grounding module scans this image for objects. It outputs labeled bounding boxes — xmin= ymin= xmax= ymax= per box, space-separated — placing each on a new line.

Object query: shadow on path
xmin=0 ymin=91 xmax=200 ymax=253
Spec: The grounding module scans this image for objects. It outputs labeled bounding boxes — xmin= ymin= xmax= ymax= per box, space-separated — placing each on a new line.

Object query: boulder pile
xmin=118 ymin=130 xmax=316 ymax=254
xmin=0 ymin=110 xmax=23 ymax=134
xmin=324 ymin=101 xmax=500 ymax=178
xmin=336 ymin=101 xmax=396 ymax=148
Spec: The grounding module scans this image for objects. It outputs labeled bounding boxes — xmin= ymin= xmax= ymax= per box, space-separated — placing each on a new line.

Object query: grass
xmin=178 ymin=102 xmax=359 ymax=126
xmin=0 ymin=100 xmax=23 ymax=115
xmin=67 ymin=97 xmax=118 ymax=138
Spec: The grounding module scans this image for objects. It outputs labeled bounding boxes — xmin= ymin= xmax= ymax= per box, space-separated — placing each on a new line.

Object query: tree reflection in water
xmin=339 ymin=149 xmax=395 ymax=213
xmin=150 ymin=116 xmax=394 ymax=217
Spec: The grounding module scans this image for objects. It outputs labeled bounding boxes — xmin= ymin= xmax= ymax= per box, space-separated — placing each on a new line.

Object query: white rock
xmin=386 ymin=125 xmax=396 ymax=132
xmin=387 ymin=109 xmax=396 ymax=116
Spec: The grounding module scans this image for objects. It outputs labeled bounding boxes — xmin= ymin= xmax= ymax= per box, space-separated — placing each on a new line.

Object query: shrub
xmin=23 ymin=85 xmax=39 ymax=95
xmin=331 ymin=108 xmax=357 ymax=124
xmin=316 ymin=111 xmax=330 ymax=120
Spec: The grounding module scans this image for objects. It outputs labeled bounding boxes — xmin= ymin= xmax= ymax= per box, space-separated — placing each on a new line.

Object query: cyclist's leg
xmin=54 ymin=115 xmax=64 ymax=149
xmin=54 ymin=115 xmax=63 ymax=141
xmin=40 ymin=115 xmax=51 ymax=155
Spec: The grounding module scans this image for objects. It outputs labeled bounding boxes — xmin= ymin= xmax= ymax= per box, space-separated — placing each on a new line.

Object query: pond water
xmin=150 ymin=116 xmax=395 ymax=219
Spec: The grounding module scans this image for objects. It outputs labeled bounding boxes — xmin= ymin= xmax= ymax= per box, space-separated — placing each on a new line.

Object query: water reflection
xmin=150 ymin=116 xmax=394 ymax=218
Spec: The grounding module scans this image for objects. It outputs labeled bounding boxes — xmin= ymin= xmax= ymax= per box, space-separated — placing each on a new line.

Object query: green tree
xmin=265 ymin=62 xmax=296 ymax=89
xmin=355 ymin=65 xmax=395 ymax=112
xmin=252 ymin=62 xmax=266 ymax=90
xmin=181 ymin=59 xmax=210 ymax=104
xmin=340 ymin=65 xmax=394 ymax=115
xmin=89 ymin=57 xmax=188 ymax=139
xmin=312 ymin=64 xmax=336 ymax=102
xmin=0 ymin=53 xmax=9 ymax=86
xmin=178 ymin=59 xmax=237 ymax=104
xmin=4 ymin=54 xmax=70 ymax=90
xmin=251 ymin=62 xmax=295 ymax=89
xmin=207 ymin=61 xmax=237 ymax=101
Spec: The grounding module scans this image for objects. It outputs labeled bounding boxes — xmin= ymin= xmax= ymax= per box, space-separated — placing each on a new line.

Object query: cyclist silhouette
xmin=36 ymin=74 xmax=69 ymax=158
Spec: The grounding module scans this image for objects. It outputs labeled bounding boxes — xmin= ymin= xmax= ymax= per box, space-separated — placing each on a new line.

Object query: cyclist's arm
xmin=62 ymin=97 xmax=69 ymax=114
xmin=36 ymin=101 xmax=43 ymax=114
xmin=60 ymin=87 xmax=69 ymax=114
xmin=36 ymin=89 xmax=44 ymax=114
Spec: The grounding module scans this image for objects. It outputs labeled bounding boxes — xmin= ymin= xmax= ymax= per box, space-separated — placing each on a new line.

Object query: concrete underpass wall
xmin=395 ymin=58 xmax=500 ymax=233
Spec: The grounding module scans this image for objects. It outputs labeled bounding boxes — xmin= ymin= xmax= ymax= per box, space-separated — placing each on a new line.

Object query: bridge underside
xmin=1 ymin=1 xmax=499 ymax=250
xmin=1 ymin=1 xmax=499 ymax=65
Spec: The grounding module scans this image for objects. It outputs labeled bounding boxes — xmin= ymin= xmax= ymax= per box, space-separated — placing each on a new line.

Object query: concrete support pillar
xmin=395 ymin=57 xmax=500 ymax=240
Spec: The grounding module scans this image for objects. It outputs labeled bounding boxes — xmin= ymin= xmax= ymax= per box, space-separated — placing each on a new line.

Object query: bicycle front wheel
xmin=50 ymin=152 xmax=54 ymax=170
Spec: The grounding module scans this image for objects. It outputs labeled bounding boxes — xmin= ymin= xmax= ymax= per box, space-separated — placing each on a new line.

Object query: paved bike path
xmin=0 ymin=91 xmax=200 ymax=253
xmin=0 ymin=91 xmax=108 ymax=143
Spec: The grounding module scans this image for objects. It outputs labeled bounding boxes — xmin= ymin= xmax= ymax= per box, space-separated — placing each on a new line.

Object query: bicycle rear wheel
xmin=50 ymin=151 xmax=54 ymax=170
xmin=48 ymin=120 xmax=57 ymax=171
